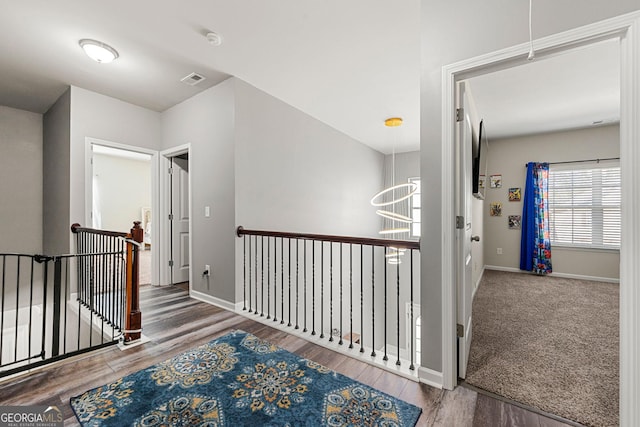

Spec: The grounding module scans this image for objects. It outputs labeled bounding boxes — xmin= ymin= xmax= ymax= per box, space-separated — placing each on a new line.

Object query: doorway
xmin=441 ymin=13 xmax=640 ymax=423
xmin=85 ymin=138 xmax=159 ymax=286
xmin=160 ymin=145 xmax=192 ymax=288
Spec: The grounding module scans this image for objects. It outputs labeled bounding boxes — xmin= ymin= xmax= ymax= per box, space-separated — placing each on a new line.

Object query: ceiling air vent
xmin=181 ymin=72 xmax=206 ymax=86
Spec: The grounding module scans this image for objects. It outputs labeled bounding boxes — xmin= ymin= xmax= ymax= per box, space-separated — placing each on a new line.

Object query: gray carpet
xmin=465 ymin=270 xmax=619 ymax=427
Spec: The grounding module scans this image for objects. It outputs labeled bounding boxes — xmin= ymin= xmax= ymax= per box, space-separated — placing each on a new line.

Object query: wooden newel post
xmin=125 ymin=221 xmax=144 ymax=343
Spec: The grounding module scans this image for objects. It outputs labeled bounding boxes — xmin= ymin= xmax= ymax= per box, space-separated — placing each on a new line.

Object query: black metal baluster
xmin=14 ymin=256 xmax=21 ymax=363
xmin=0 ymin=255 xmax=5 ymax=365
xmin=41 ymin=257 xmax=48 ymax=360
xmin=255 ymin=235 xmax=259 ymax=315
xmin=360 ymin=245 xmax=364 ymax=353
xmin=410 ymin=249 xmax=415 ymax=370
xmin=280 ymin=237 xmax=284 ymax=325
xmin=28 ymin=257 xmax=34 ymax=361
xmin=311 ymin=241 xmax=316 ymax=335
xmin=101 ymin=235 xmax=107 ymax=320
xmin=371 ymin=246 xmax=376 ymax=357
xmin=273 ymin=238 xmax=278 ymax=323
xmin=295 ymin=239 xmax=299 ymax=329
xmin=267 ymin=237 xmax=271 ymax=319
xmin=339 ymin=244 xmax=343 ymax=345
xmin=243 ymin=235 xmax=246 ymax=311
xmin=261 ymin=236 xmax=264 ymax=317
xmin=303 ymin=240 xmax=307 ymax=333
xmin=63 ymin=258 xmax=69 ymax=351
xmin=396 ymin=255 xmax=401 ymax=366
xmin=329 ymin=242 xmax=333 ymax=342
xmin=288 ymin=238 xmax=292 ymax=327
xmin=349 ymin=243 xmax=353 ymax=349
xmin=248 ymin=235 xmax=252 ymax=313
xmin=383 ymin=247 xmax=388 ymax=361
xmin=320 ymin=242 xmax=324 ymax=339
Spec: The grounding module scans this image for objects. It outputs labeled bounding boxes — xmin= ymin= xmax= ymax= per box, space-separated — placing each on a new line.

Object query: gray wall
xmin=235 ymin=78 xmax=384 ymax=238
xmin=234 ymin=78 xmax=385 ymax=307
xmin=484 ymin=125 xmax=620 ymax=280
xmin=69 ymin=86 xmax=161 ymax=234
xmin=420 ymin=0 xmax=640 ymax=372
xmin=43 ymin=89 xmax=70 ymax=254
xmin=161 ymin=78 xmax=236 ymax=300
xmin=0 ymin=105 xmax=42 ymax=254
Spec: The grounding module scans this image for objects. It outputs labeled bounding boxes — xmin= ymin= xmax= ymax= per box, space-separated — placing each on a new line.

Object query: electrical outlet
xmin=497 ymin=248 xmax=503 ymax=255
xmin=204 ymin=264 xmax=210 ymax=276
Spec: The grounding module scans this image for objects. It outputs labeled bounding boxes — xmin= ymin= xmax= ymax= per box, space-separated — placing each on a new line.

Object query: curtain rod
xmin=524 ymin=157 xmax=619 ymax=167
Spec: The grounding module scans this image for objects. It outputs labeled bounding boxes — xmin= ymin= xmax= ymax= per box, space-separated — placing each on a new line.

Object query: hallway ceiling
xmin=0 ymin=1 xmax=621 ymax=153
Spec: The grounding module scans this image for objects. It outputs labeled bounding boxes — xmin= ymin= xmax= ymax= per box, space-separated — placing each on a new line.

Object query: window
xmin=548 ymin=163 xmax=620 ymax=250
xmin=409 ymin=177 xmax=421 ymax=237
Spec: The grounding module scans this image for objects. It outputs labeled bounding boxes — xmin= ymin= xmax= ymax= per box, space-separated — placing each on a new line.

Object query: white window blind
xmin=548 ymin=163 xmax=620 ymax=250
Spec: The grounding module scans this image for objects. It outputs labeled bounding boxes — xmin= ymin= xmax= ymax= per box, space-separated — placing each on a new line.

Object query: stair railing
xmin=236 ymin=226 xmax=420 ymax=372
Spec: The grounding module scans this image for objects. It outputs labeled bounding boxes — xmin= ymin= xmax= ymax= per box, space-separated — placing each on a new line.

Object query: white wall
xmin=483 ymin=125 xmax=620 ymax=280
xmin=69 ymin=86 xmax=161 ymax=235
xmin=0 ymin=105 xmax=42 ymax=254
xmin=43 ymin=89 xmax=71 ymax=254
xmin=420 ymin=0 xmax=640 ymax=373
xmin=92 ymin=153 xmax=151 ymax=232
xmin=161 ymin=78 xmax=236 ymax=300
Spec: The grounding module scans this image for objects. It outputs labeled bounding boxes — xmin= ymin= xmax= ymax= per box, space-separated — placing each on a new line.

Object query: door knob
xmin=471 ymin=235 xmax=480 ymax=242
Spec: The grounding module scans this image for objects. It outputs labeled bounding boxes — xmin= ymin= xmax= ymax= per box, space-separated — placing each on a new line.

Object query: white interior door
xmin=170 ymin=156 xmax=190 ymax=284
xmin=456 ymin=82 xmax=474 ymax=379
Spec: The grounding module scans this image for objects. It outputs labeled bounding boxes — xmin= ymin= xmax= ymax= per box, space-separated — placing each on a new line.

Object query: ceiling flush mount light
xmin=79 ymin=39 xmax=119 ymax=63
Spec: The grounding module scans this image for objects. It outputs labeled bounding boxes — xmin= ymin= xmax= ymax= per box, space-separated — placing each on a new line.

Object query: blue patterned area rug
xmin=71 ymin=330 xmax=422 ymax=426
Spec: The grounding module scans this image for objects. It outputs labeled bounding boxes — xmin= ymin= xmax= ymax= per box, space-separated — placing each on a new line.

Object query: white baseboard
xmin=484 ymin=265 xmax=619 ymax=284
xmin=418 ymin=366 xmax=443 ymax=389
xmin=190 ymin=290 xmax=244 ymax=312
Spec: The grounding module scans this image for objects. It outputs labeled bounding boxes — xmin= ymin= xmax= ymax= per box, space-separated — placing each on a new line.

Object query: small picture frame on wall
xmin=490 ymin=174 xmax=502 ymax=188
xmin=508 ymin=187 xmax=521 ymax=202
xmin=508 ymin=215 xmax=522 ymax=229
xmin=490 ymin=202 xmax=502 ymax=217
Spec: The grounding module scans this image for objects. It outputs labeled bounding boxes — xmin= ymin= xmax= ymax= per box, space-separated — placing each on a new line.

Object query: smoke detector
xmin=181 ymin=72 xmax=206 ymax=86
xmin=206 ymin=31 xmax=222 ymax=46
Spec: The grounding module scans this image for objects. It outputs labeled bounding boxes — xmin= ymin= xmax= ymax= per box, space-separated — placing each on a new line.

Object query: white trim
xmin=472 ymin=265 xmax=485 ymax=298
xmin=484 ymin=265 xmax=620 ymax=284
xmin=190 ymin=289 xmax=243 ymax=312
xmin=619 ymin=13 xmax=640 ymax=427
xmin=442 ymin=12 xmax=640 ymax=424
xmin=84 ymin=137 xmax=160 ymax=287
xmin=159 ymin=144 xmax=192 ymax=289
xmin=417 ymin=366 xmax=443 ymax=389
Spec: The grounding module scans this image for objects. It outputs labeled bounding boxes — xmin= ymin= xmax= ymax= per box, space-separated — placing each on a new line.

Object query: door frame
xmin=159 ymin=144 xmax=193 ymax=290
xmin=84 ymin=137 xmax=160 ymax=287
xmin=441 ymin=11 xmax=640 ymax=424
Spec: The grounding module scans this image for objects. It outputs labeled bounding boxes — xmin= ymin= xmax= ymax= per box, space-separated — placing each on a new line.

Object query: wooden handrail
xmin=71 ymin=223 xmax=128 ymax=238
xmin=236 ymin=226 xmax=420 ymax=250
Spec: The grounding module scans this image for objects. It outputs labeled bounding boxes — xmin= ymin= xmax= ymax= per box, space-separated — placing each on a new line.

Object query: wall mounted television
xmin=472 ymin=119 xmax=489 ymax=200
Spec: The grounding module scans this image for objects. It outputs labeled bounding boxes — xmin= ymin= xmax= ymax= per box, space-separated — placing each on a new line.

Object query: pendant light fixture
xmin=371 ymin=117 xmax=417 ymax=263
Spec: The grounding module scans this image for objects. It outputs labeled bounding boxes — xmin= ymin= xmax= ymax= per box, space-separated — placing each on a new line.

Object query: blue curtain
xmin=520 ymin=162 xmax=552 ymax=274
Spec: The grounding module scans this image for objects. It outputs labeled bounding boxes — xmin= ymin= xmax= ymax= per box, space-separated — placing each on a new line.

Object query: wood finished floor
xmin=0 ymin=285 xmax=576 ymax=426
